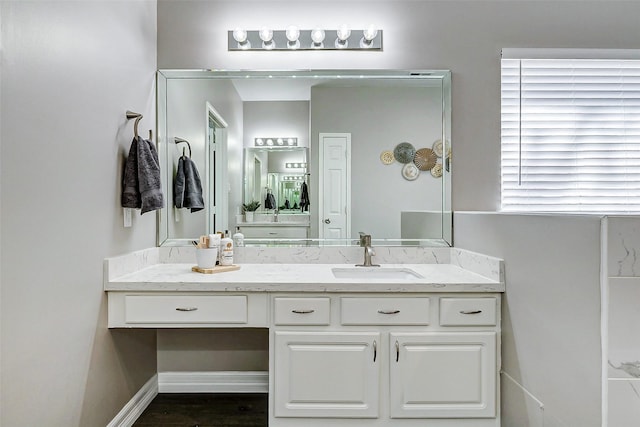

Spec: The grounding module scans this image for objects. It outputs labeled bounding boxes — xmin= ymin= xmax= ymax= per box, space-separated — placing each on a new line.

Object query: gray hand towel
xmin=138 ymin=137 xmax=164 ymax=214
xmin=121 ymin=136 xmax=141 ymax=209
xmin=174 ymin=155 xmax=204 ymax=212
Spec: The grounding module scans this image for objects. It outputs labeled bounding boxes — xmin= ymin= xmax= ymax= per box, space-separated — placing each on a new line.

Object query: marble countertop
xmin=105 ymin=262 xmax=504 ymax=293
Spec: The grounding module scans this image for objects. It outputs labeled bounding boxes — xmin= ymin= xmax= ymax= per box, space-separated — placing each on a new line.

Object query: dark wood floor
xmin=133 ymin=393 xmax=268 ymax=427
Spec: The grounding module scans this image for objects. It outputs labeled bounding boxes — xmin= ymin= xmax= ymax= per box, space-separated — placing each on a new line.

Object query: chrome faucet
xmin=274 ymin=209 xmax=279 ymax=222
xmin=356 ymin=232 xmax=380 ymax=267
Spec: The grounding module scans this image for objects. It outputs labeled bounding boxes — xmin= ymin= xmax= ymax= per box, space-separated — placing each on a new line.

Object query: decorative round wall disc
xmin=402 ymin=163 xmax=420 ymax=181
xmin=380 ymin=150 xmax=395 ymax=165
xmin=431 ymin=163 xmax=443 ymax=178
xmin=413 ymin=148 xmax=438 ymax=171
xmin=432 ymin=139 xmax=451 ymax=158
xmin=394 ymin=142 xmax=416 ymax=164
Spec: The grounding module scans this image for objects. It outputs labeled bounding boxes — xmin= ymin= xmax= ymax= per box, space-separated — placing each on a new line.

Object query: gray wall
xmin=1 ymin=1 xmax=158 ymax=426
xmin=455 ymin=212 xmax=603 ymax=427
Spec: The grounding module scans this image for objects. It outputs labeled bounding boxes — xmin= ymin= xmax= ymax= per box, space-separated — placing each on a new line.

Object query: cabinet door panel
xmin=274 ymin=331 xmax=380 ymax=418
xmin=389 ymin=332 xmax=496 ymax=418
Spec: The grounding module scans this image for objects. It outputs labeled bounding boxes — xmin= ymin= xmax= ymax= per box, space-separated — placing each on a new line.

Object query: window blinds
xmin=501 ymin=58 xmax=640 ymax=213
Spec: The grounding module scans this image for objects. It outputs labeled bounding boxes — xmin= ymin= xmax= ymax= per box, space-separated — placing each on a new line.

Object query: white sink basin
xmin=331 ymin=267 xmax=424 ymax=280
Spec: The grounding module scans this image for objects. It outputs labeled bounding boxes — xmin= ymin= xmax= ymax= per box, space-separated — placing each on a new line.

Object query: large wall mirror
xmin=157 ymin=69 xmax=452 ymax=247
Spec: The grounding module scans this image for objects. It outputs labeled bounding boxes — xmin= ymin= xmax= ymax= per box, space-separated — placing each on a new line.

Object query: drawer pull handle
xmin=175 ymin=307 xmax=198 ymax=312
xmin=373 ymin=340 xmax=377 ymax=362
xmin=291 ymin=309 xmax=315 ymax=314
xmin=395 ymin=340 xmax=400 ymax=362
xmin=460 ymin=310 xmax=482 ymax=315
xmin=378 ymin=309 xmax=400 ymax=315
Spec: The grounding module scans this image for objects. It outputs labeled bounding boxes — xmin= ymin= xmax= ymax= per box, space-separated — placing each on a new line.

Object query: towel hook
xmin=174 ymin=137 xmax=192 ymax=158
xmin=126 ymin=110 xmax=143 ymax=137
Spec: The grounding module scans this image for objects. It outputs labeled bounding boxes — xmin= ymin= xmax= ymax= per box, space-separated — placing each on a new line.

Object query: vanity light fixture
xmin=285 ymin=162 xmax=307 ymax=169
xmin=255 ymin=137 xmax=298 ymax=147
xmin=228 ymin=26 xmax=382 ymax=51
xmin=283 ymin=176 xmax=304 ymax=181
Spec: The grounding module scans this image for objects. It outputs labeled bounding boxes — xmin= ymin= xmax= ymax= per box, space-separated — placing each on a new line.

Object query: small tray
xmin=192 ymin=265 xmax=241 ymax=274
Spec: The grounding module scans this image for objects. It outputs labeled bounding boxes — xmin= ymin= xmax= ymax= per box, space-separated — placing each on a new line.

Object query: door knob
xmin=324 ymin=218 xmax=331 ymax=224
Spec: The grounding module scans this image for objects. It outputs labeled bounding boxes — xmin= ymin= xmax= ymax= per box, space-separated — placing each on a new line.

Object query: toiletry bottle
xmin=232 ymin=226 xmax=244 ymax=247
xmin=209 ymin=233 xmax=221 ymax=265
xmin=220 ymin=231 xmax=234 ymax=266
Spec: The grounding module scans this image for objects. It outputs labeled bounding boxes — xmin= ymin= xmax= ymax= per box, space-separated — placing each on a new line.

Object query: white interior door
xmin=319 ymin=133 xmax=351 ymax=239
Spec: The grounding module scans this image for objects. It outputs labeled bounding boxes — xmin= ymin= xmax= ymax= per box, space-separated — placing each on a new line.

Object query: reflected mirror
xmin=157 ymin=70 xmax=451 ymax=247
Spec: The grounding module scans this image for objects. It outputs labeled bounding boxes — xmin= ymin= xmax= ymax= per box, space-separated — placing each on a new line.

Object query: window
xmin=501 ymin=50 xmax=640 ymax=213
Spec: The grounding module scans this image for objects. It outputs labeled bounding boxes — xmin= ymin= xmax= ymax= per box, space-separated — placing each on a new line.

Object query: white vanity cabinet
xmin=273 ymin=331 xmax=380 ymax=418
xmin=270 ymin=294 xmax=501 ymax=427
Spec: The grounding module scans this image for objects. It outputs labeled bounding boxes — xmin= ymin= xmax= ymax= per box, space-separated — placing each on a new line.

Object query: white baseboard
xmin=107 ymin=374 xmax=158 ymax=427
xmin=158 ymin=371 xmax=269 ymax=393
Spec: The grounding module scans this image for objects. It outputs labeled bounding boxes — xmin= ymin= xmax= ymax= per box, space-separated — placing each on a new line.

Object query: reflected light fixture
xmin=228 ymin=26 xmax=382 ymax=51
xmin=285 ymin=162 xmax=307 ymax=169
xmin=255 ymin=137 xmax=298 ymax=147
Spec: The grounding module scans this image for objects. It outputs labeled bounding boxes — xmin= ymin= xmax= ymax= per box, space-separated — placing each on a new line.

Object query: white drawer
xmin=274 ymin=297 xmax=330 ymax=325
xmin=439 ymin=297 xmax=497 ymax=326
xmin=124 ymin=295 xmax=247 ymax=324
xmin=340 ymin=297 xmax=430 ymax=325
xmin=240 ymin=226 xmax=308 ymax=239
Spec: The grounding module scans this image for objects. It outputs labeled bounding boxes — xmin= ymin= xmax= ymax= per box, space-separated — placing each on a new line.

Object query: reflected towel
xmin=121 ymin=136 xmax=164 ymax=214
xmin=174 ymin=155 xmax=204 ymax=212
xmin=300 ymin=181 xmax=310 ymax=212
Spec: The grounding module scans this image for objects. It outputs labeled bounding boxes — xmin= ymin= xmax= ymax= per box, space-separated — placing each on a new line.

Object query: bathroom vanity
xmin=105 ymin=246 xmax=504 ymax=426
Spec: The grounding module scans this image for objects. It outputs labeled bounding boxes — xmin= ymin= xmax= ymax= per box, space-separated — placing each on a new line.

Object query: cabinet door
xmin=274 ymin=331 xmax=380 ymax=418
xmin=389 ymin=332 xmax=496 ymax=418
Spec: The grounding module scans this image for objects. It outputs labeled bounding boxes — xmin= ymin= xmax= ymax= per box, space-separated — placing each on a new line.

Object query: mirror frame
xmin=156 ymin=69 xmax=452 ymax=247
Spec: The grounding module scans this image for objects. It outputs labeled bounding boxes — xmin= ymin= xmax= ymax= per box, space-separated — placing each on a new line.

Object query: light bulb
xmin=337 ymin=25 xmax=351 ymax=41
xmin=311 ymin=28 xmax=325 ymax=47
xmin=285 ymin=26 xmax=300 ymax=49
xmin=255 ymin=138 xmax=264 ymax=146
xmin=336 ymin=25 xmax=350 ymax=48
xmin=259 ymin=27 xmax=274 ymax=49
xmin=287 ymin=138 xmax=295 ymax=145
xmin=259 ymin=27 xmax=273 ymax=42
xmin=363 ymin=25 xmax=378 ymax=41
xmin=360 ymin=24 xmax=378 ymax=48
xmin=232 ymin=28 xmax=247 ymax=43
xmin=276 ymin=138 xmax=284 ymax=145
xmin=266 ymin=138 xmax=274 ymax=146
xmin=285 ymin=26 xmax=300 ymax=42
